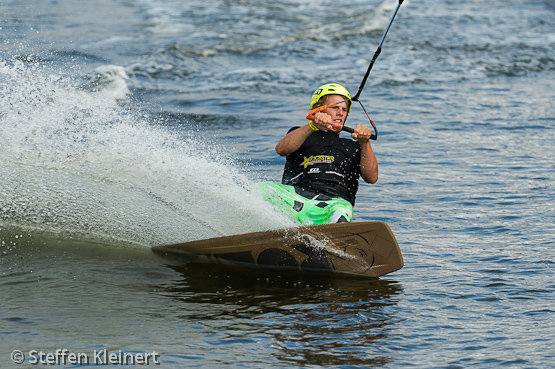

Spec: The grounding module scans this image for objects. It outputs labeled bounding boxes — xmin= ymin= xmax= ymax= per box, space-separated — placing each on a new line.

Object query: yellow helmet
xmin=309 ymin=83 xmax=352 ymax=112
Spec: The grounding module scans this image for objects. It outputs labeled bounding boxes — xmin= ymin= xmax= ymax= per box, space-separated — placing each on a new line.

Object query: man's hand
xmin=312 ymin=112 xmax=343 ymax=132
xmin=351 ymin=125 xmax=373 ymax=143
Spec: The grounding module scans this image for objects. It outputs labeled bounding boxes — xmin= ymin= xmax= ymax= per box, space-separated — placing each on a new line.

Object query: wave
xmin=132 ymin=0 xmax=396 ymax=57
xmin=0 ymin=59 xmax=294 ymax=249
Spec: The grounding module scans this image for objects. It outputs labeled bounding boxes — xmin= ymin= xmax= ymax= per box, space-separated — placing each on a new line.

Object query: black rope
xmin=352 ymin=0 xmax=404 ymax=101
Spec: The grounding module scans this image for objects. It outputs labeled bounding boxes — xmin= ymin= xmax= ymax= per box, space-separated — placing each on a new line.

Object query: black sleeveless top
xmin=281 ymin=127 xmax=362 ymax=205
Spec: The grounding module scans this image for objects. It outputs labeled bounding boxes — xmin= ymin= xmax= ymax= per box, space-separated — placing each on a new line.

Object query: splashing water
xmin=0 ymin=59 xmax=295 ymax=248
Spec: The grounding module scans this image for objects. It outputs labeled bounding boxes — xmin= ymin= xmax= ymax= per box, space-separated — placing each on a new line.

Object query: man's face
xmin=322 ymin=95 xmax=349 ymax=130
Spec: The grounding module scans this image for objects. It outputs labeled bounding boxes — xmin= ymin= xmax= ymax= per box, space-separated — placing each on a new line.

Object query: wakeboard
xmin=152 ymin=221 xmax=403 ymax=278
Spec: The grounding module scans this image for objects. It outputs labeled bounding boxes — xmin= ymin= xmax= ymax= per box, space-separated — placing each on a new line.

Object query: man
xmin=259 ymin=83 xmax=378 ymax=225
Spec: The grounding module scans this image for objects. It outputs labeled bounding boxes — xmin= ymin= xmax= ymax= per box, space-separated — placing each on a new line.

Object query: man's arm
xmin=275 ymin=124 xmax=313 ymax=157
xmin=352 ymin=125 xmax=378 ymax=184
xmin=275 ymin=112 xmax=340 ymax=157
xmin=360 ymin=141 xmax=378 ymax=184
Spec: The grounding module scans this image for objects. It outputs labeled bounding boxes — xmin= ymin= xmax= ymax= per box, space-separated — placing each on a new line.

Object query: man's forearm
xmin=275 ymin=124 xmax=313 ymax=156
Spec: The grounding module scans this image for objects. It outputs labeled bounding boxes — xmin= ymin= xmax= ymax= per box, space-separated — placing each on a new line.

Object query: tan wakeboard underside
xmin=153 ymin=221 xmax=403 ymax=278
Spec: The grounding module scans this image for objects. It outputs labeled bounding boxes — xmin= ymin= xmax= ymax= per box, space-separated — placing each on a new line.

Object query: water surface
xmin=1 ymin=0 xmax=554 ymax=367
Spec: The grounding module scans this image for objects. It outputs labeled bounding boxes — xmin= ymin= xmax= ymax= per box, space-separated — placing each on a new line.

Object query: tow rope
xmin=306 ymin=0 xmax=405 ymax=139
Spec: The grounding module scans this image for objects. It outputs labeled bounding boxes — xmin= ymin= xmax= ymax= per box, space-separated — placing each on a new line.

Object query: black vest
xmin=281 ymin=128 xmax=362 ymax=205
